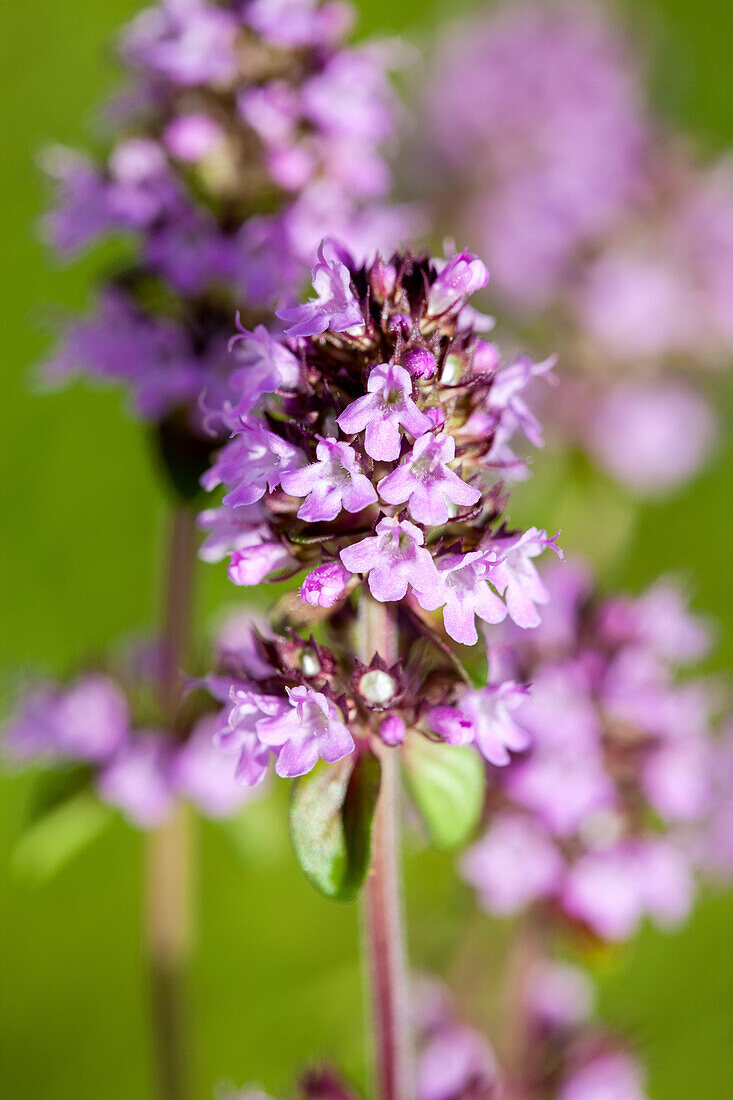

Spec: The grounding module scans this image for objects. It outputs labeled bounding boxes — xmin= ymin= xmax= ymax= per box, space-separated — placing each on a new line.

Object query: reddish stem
xmin=146 ymin=504 xmax=198 ymax=1100
xmin=359 ymin=595 xmax=415 ymax=1100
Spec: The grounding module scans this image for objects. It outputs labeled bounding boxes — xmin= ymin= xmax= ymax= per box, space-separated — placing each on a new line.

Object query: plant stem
xmin=145 ymin=804 xmax=193 ymax=1100
xmin=359 ymin=594 xmax=415 ymax=1100
xmin=146 ymin=503 xmax=198 ymax=1100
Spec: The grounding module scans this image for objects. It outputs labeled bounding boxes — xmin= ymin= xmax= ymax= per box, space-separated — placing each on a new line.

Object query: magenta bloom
xmin=277 ymin=240 xmax=364 ymax=337
xmin=429 ymin=682 xmax=530 ymax=766
xmin=490 ymin=527 xmax=562 ymax=628
xmin=337 ymin=361 xmax=433 ymax=461
xmin=97 ymin=734 xmax=174 ymax=828
xmin=301 ymin=561 xmax=353 ymax=608
xmin=227 ymin=536 xmax=293 ymax=586
xmin=416 ymin=549 xmax=507 ymax=645
xmin=587 ymin=380 xmax=715 ymax=495
xmin=461 ymin=812 xmax=563 ymax=915
xmin=340 ymin=517 xmax=439 ymax=603
xmin=121 ymin=0 xmax=240 ymax=86
xmin=4 ymin=676 xmax=129 ymax=764
xmin=226 ymin=322 xmax=301 ymax=418
xmin=280 ymin=438 xmax=377 ymax=521
xmin=202 ymin=420 xmax=305 ymax=507
xmin=428 ymin=251 xmax=489 ymax=315
xmin=197 ymin=503 xmax=265 ymax=564
xmin=217 ymin=688 xmax=284 ymax=786
xmin=171 ymin=714 xmax=255 ymax=818
xmin=560 ymin=1052 xmax=647 ymax=1100
xmin=256 ymin=686 xmax=354 ymax=778
xmin=378 ymin=432 xmax=481 ymax=525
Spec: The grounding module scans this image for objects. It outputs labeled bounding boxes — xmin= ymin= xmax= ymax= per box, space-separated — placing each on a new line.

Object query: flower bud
xmin=379 ymin=714 xmax=406 ymax=746
xmin=301 ymin=562 xmax=352 ymax=608
xmin=403 ymin=346 xmax=437 ymax=379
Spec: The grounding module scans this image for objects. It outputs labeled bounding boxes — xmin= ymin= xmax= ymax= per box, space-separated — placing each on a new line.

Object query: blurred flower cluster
xmin=41 ymin=0 xmax=416 ymax=439
xmin=419 ymin=0 xmax=732 ymax=494
xmin=462 ymin=560 xmax=719 ymax=942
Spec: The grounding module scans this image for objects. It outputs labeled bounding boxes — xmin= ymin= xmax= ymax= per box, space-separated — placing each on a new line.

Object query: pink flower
xmin=97 ymin=734 xmax=174 ymax=829
xmin=428 ymin=251 xmax=489 ymax=315
xmin=377 ymin=432 xmax=481 ymax=525
xmin=429 ymin=682 xmax=530 ymax=765
xmin=336 ymin=361 xmax=432 ymax=461
xmin=280 ymin=437 xmax=377 ymax=521
xmin=217 ymin=689 xmax=285 ymax=786
xmin=225 ymin=322 xmax=301 ymax=418
xmin=197 ymin=503 xmax=265 ymax=563
xmin=202 ymin=419 xmax=305 ymax=507
xmin=301 ymin=561 xmax=353 ymax=608
xmin=256 ymin=686 xmax=354 ymax=778
xmin=416 ymin=549 xmax=507 ymax=645
xmin=171 ymin=715 xmax=255 ymax=818
xmin=4 ymin=676 xmax=129 ymax=764
xmin=490 ymin=527 xmax=562 ymax=628
xmin=277 ymin=240 xmax=364 ymax=337
xmin=340 ymin=517 xmax=439 ymax=603
xmin=560 ymin=1051 xmax=647 ymax=1100
xmin=227 ymin=536 xmax=293 ymax=586
xmin=461 ymin=813 xmax=563 ymax=915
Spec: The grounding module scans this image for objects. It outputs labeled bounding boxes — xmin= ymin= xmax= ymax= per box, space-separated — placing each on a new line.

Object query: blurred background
xmin=2 ymin=0 xmax=732 ymax=1097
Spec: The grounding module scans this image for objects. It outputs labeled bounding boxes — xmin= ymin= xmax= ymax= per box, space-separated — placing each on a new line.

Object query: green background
xmin=2 ymin=1 xmax=732 ymax=1096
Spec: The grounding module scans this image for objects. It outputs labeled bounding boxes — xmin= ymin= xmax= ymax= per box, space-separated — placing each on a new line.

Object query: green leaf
xmin=402 ymin=735 xmax=485 ymax=851
xmin=13 ymin=790 xmax=112 ymax=883
xmin=289 ymin=752 xmax=381 ymax=901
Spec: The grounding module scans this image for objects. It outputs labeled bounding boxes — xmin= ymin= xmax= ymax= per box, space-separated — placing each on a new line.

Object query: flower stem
xmin=145 ymin=804 xmax=193 ymax=1100
xmin=146 ymin=503 xmax=198 ymax=1100
xmin=359 ymin=594 xmax=415 ymax=1100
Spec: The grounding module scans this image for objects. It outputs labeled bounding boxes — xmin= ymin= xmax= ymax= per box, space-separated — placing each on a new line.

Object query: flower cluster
xmin=414 ymin=969 xmax=647 ymax=1100
xmin=41 ymin=0 xmax=414 ymax=437
xmin=418 ymin=0 xmax=731 ymax=494
xmin=460 ymin=560 xmax=718 ymax=942
xmin=3 ymin=622 xmax=267 ymax=827
xmin=201 ymin=243 xmax=559 ymax=782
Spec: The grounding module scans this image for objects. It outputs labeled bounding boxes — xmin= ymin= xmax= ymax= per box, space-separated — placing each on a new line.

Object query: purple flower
xmin=528 ymin=961 xmax=594 ymax=1030
xmin=280 ymin=438 xmax=377 ymax=521
xmin=171 ymin=715 xmax=255 ymax=818
xmin=487 ymin=354 xmax=556 ymax=448
xmin=416 ymin=549 xmax=507 ymax=645
xmin=417 ymin=1022 xmax=499 ymax=1100
xmin=41 ymin=148 xmax=115 ymax=254
xmin=197 ymin=503 xmax=265 ymax=563
xmin=202 ymin=419 xmax=305 ymax=507
xmin=217 ymin=688 xmax=285 ymax=786
xmin=377 ymin=432 xmax=481 ymax=525
xmin=301 ymin=561 xmax=353 ymax=608
xmin=428 ymin=251 xmax=489 ymax=315
xmin=277 ymin=240 xmax=364 ymax=337
xmin=429 ymin=682 xmax=530 ymax=765
xmin=461 ymin=812 xmax=563 ymax=915
xmin=227 ymin=536 xmax=293 ymax=586
xmin=121 ymin=0 xmax=240 ymax=86
xmin=560 ymin=1052 xmax=647 ymax=1100
xmin=225 ymin=322 xmax=301 ymax=419
xmin=490 ymin=527 xmax=562 ymax=628
xmin=163 ymin=112 xmax=224 ymax=161
xmin=587 ymin=380 xmax=715 ymax=495
xmin=340 ymin=517 xmax=439 ymax=603
xmin=256 ymin=686 xmax=355 ymax=778
xmin=4 ymin=676 xmax=129 ymax=764
xmin=336 ymin=362 xmax=433 ymax=461
xmin=97 ymin=734 xmax=174 ymax=828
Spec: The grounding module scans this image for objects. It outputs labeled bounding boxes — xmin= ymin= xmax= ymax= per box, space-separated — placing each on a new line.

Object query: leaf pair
xmin=289 ymin=736 xmax=486 ymax=901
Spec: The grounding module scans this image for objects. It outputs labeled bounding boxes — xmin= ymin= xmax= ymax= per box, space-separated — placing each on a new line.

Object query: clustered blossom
xmin=202 ymin=244 xmax=559 ymax=783
xmin=2 ymin=624 xmax=269 ymax=827
xmin=413 ymin=970 xmax=647 ymax=1100
xmin=461 ymin=559 xmax=718 ymax=942
xmin=419 ymin=0 xmax=731 ymax=495
xmin=40 ymin=0 xmax=415 ymax=438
